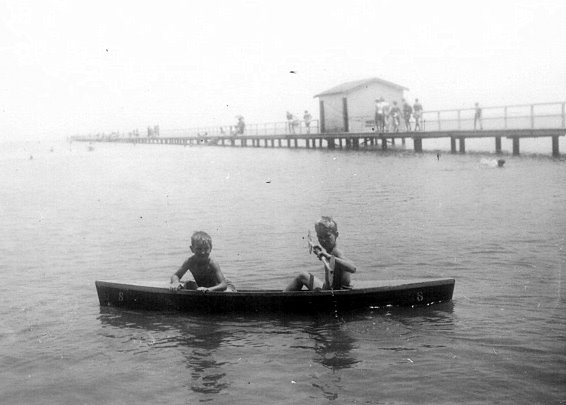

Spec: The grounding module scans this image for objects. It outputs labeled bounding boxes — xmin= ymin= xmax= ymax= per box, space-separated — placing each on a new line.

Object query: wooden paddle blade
xmin=327 ymin=255 xmax=335 ymax=288
xmin=329 ymin=255 xmax=336 ymax=272
xmin=307 ymin=230 xmax=314 ymax=254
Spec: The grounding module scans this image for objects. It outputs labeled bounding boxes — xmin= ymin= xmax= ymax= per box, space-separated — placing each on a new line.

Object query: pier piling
xmin=512 ymin=138 xmax=520 ymax=156
xmin=459 ymin=138 xmax=466 ymax=154
xmin=450 ymin=137 xmax=457 ymax=153
xmin=495 ymin=137 xmax=502 ymax=154
xmin=552 ymin=136 xmax=560 ymax=157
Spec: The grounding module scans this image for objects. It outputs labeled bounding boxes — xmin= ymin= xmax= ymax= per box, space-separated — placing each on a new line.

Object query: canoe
xmin=95 ymin=278 xmax=455 ymax=314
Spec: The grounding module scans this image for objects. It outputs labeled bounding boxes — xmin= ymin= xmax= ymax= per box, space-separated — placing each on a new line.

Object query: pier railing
xmin=168 ymin=101 xmax=564 ymax=136
xmin=70 ymin=100 xmax=566 ymax=157
xmin=421 ymin=101 xmax=566 ymax=132
xmin=347 ymin=101 xmax=566 ymax=133
xmin=72 ymin=101 xmax=565 ymax=141
xmin=162 ymin=120 xmax=320 ymax=138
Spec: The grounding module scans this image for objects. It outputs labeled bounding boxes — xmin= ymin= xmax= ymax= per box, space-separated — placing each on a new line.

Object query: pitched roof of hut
xmin=314 ymin=77 xmax=408 ymax=98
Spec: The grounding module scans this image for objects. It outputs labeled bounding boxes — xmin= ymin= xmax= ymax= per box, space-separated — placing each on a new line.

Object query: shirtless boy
xmin=285 ymin=217 xmax=356 ymax=291
xmin=169 ymin=231 xmax=235 ymax=292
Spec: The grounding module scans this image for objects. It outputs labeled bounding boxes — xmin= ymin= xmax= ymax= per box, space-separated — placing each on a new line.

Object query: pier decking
xmin=76 ymin=128 xmax=565 ymax=157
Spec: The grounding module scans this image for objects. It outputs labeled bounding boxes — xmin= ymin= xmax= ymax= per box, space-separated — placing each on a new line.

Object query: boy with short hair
xmin=169 ymin=231 xmax=236 ymax=292
xmin=285 ymin=216 xmax=356 ymax=291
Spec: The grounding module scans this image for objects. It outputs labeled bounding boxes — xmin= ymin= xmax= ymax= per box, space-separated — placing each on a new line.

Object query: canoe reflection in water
xmin=98 ymin=308 xmax=230 ymax=395
xmin=301 ymin=321 xmax=359 ymax=371
xmin=97 ymin=302 xmax=455 ymax=400
xmin=182 ymin=322 xmax=229 ymax=394
xmin=97 ymin=309 xmax=363 ymax=396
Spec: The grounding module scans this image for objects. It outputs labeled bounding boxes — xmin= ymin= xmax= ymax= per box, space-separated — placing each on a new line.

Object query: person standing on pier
xmin=382 ymin=99 xmax=391 ymax=132
xmin=474 ymin=102 xmax=483 ymax=130
xmin=286 ymin=111 xmax=295 ymax=134
xmin=374 ymin=97 xmax=386 ymax=132
xmin=390 ymin=101 xmax=401 ymax=133
xmin=402 ymin=99 xmax=413 ymax=131
xmin=303 ymin=110 xmax=312 ymax=134
xmin=233 ymin=115 xmax=245 ymax=135
xmin=413 ymin=99 xmax=423 ymax=131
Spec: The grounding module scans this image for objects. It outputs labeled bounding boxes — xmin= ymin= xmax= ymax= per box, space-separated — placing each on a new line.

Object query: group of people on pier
xmin=174 ymin=99 xmax=481 ymax=137
xmin=286 ymin=110 xmax=313 ymax=134
xmin=220 ymin=115 xmax=246 ymax=136
xmin=374 ymin=98 xmax=423 ymax=133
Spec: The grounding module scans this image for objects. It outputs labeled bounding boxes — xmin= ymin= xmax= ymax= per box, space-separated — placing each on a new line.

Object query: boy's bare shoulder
xmin=208 ymin=257 xmax=222 ymax=270
xmin=331 ymin=246 xmax=346 ymax=258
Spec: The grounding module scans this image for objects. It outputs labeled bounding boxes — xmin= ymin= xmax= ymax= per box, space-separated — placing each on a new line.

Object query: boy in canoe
xmin=169 ymin=231 xmax=236 ymax=292
xmin=285 ymin=216 xmax=356 ymax=291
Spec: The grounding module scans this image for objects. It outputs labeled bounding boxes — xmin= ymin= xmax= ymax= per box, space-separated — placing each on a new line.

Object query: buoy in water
xmin=497 ymin=159 xmax=505 ymax=167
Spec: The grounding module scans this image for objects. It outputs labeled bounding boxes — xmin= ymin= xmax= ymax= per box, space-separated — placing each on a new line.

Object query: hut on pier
xmin=314 ymin=77 xmax=408 ymax=133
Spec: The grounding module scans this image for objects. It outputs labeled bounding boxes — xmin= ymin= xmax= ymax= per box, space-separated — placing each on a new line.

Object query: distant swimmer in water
xmin=480 ymin=158 xmax=505 ymax=168
xmin=436 ymin=152 xmax=440 ymax=160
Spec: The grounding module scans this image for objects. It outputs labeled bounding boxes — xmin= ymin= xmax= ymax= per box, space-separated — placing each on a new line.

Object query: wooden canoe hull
xmin=95 ymin=278 xmax=455 ymax=314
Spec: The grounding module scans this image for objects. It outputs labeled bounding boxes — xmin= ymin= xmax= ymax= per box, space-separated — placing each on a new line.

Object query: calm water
xmin=0 ymin=140 xmax=564 ymax=404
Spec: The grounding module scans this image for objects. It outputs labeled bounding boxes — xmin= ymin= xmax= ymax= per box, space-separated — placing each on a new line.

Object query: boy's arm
xmin=197 ymin=260 xmax=228 ymax=292
xmin=334 ymin=255 xmax=356 ymax=273
xmin=170 ymin=259 xmax=190 ymax=290
xmin=319 ymin=248 xmax=357 ymax=273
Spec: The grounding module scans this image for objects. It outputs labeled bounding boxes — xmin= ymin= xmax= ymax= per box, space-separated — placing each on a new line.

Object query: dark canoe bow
xmin=95 ymin=278 xmax=455 ymax=314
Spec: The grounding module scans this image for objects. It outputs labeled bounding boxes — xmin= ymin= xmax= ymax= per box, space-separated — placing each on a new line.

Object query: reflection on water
xmin=302 ymin=320 xmax=359 ymax=401
xmin=377 ymin=301 xmax=456 ymax=329
xmin=303 ymin=321 xmax=359 ymax=371
xmin=98 ymin=307 xmax=370 ymax=397
xmin=97 ymin=303 xmax=456 ymax=402
xmin=182 ymin=323 xmax=229 ymax=395
xmin=98 ymin=308 xmax=230 ymax=395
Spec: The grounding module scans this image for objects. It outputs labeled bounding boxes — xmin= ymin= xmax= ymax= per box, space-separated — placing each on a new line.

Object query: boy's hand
xmin=169 ymin=282 xmax=183 ymax=291
xmin=312 ymin=244 xmax=330 ymax=260
xmin=197 ymin=287 xmax=210 ymax=293
xmin=312 ymin=243 xmax=324 ymax=255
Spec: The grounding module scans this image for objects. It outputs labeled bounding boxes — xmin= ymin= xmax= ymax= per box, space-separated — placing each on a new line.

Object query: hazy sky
xmin=1 ymin=0 xmax=565 ymax=140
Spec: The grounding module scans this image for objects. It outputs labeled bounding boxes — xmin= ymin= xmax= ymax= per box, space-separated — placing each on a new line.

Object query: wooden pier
xmin=72 ymin=101 xmax=566 ymax=157
xmin=76 ymin=128 xmax=565 ymax=157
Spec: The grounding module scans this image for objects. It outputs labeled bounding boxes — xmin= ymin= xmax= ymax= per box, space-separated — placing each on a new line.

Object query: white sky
xmin=1 ymin=0 xmax=565 ymax=140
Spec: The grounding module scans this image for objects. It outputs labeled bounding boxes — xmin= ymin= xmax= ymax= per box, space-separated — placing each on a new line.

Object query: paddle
xmin=307 ymin=230 xmax=335 ymax=289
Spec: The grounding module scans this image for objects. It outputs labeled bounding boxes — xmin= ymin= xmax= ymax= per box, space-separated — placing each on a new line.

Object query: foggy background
xmin=1 ymin=0 xmax=565 ymax=141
